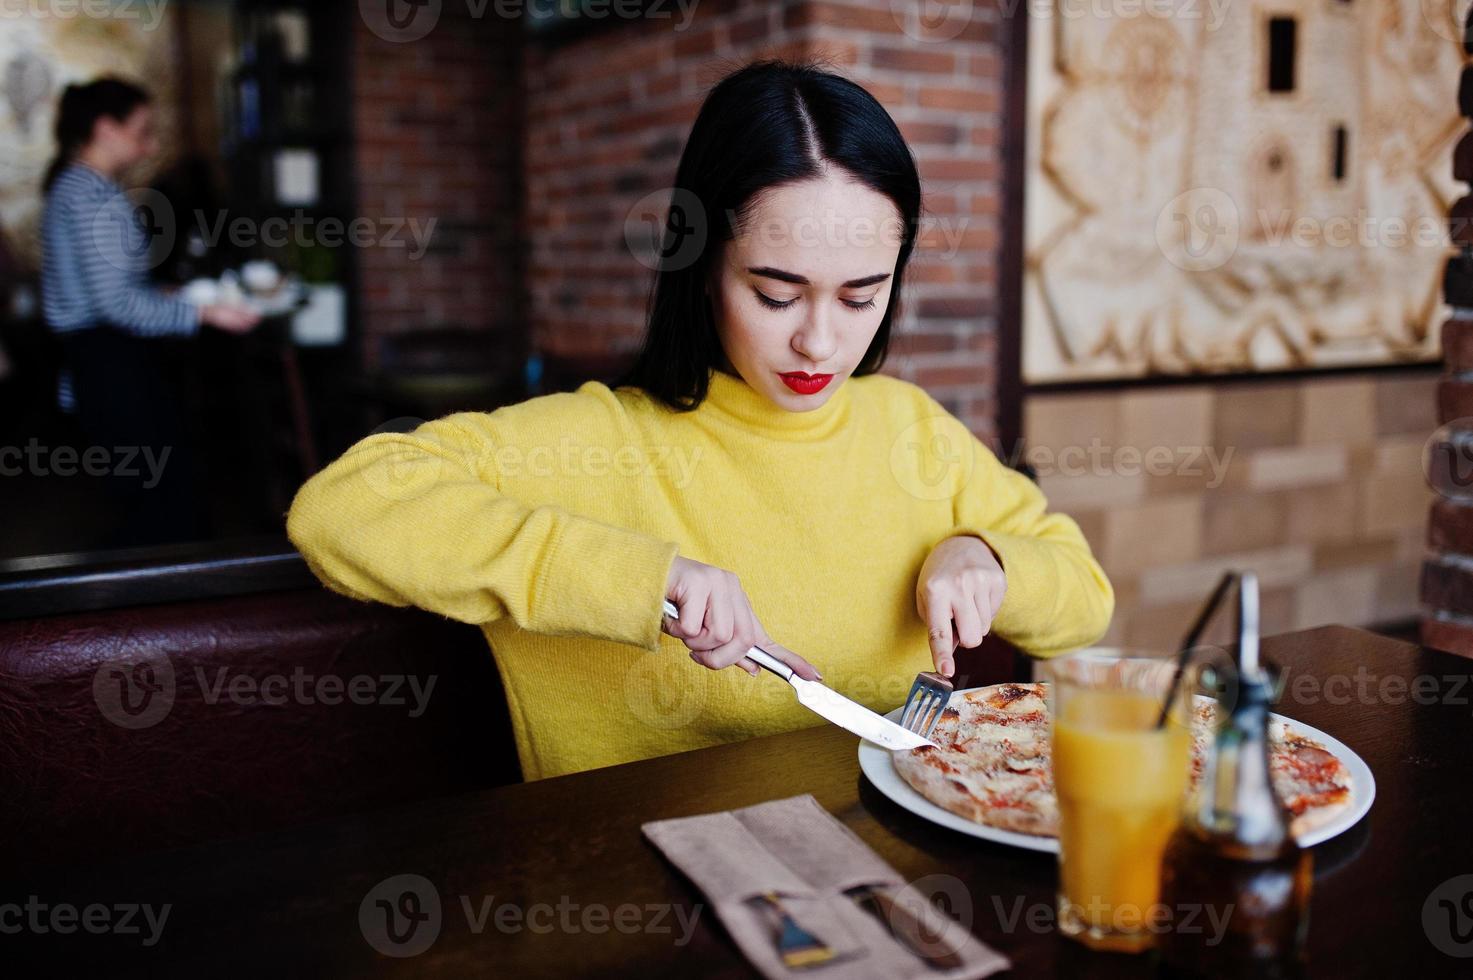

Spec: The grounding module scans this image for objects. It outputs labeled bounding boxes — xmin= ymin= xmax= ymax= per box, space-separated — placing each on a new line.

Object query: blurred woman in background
xmin=40 ymin=77 xmax=260 ymax=546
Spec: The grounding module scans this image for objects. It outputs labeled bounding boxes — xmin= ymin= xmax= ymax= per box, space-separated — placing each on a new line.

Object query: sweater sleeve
xmin=914 ymin=395 xmax=1114 ymax=658
xmin=285 ymin=391 xmax=681 ymax=651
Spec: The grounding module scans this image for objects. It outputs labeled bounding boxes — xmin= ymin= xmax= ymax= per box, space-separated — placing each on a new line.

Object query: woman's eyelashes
xmin=752 ymin=289 xmax=878 ymax=312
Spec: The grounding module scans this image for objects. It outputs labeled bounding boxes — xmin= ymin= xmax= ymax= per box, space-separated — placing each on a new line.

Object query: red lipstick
xmin=778 ymin=372 xmax=833 ymax=395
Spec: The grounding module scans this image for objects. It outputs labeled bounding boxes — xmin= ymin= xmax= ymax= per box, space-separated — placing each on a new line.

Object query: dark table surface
xmin=9 ymin=625 xmax=1473 ymax=977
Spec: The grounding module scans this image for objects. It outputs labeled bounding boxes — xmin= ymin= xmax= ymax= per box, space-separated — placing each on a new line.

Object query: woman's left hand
xmin=916 ymin=534 xmax=1007 ymax=678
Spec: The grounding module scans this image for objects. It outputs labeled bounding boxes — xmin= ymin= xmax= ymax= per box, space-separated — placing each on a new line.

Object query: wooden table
xmin=9 ymin=626 xmax=1472 ymax=976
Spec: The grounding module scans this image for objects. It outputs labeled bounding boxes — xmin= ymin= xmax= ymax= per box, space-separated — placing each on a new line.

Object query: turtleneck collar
xmin=701 ymin=367 xmax=852 ymax=438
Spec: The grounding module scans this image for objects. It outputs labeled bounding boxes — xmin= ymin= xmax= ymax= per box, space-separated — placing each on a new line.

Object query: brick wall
xmin=1029 ymin=373 xmax=1435 ymax=648
xmin=345 ymin=2 xmax=1436 ymax=646
xmin=522 ymin=0 xmax=1005 ymax=438
xmin=1422 ymin=25 xmax=1473 ymax=656
xmin=350 ymin=5 xmax=525 ymax=371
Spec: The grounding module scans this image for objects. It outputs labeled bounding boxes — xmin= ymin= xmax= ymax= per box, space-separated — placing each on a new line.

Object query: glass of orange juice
xmin=1046 ymin=649 xmax=1193 ymax=953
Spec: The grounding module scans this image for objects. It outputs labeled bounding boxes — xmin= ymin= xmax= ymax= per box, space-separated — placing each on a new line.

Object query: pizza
xmin=892 ymin=682 xmax=1354 ymax=839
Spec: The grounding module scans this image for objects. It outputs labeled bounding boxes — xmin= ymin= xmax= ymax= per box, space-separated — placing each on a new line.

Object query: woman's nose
xmin=792 ymin=305 xmax=838 ymax=364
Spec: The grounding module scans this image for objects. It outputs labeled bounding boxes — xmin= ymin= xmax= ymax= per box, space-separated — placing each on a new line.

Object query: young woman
xmin=288 ymin=60 xmax=1113 ymax=781
xmin=40 ymin=77 xmax=260 ymax=545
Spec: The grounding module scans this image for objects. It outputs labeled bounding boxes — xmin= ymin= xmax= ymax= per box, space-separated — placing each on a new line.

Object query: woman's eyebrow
xmin=747 ymin=266 xmax=891 ymax=288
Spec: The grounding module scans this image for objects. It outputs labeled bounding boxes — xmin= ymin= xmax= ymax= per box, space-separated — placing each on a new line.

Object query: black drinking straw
xmin=1154 ymin=570 xmax=1238 ymax=729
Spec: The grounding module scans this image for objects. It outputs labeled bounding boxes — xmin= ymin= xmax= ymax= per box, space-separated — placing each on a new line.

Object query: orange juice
xmin=1053 ymin=686 xmax=1190 ymax=952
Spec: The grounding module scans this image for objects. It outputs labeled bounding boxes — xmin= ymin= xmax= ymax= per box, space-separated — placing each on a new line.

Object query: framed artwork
xmin=1020 ymin=0 xmax=1465 ymax=385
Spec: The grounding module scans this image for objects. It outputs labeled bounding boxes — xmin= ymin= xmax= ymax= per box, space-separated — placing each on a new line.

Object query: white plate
xmin=857 ymin=690 xmax=1375 ymax=853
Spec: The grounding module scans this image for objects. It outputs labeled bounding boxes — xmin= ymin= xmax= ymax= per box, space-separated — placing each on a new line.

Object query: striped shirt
xmin=41 ymin=161 xmax=200 ymax=410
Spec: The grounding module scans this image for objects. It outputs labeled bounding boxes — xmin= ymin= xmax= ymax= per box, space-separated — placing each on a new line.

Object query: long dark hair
xmin=613 ymin=59 xmax=924 ymax=412
xmin=42 ymin=77 xmax=151 ymax=193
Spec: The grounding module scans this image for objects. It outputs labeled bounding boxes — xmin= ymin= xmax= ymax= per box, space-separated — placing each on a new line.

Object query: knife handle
xmin=661 ymin=600 xmax=795 ymax=681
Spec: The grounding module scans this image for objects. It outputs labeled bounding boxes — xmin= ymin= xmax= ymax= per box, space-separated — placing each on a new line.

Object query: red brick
xmin=1422 ymin=616 xmax=1473 ymax=657
xmin=917 ymin=296 xmax=993 ymax=318
xmin=907 ymin=261 xmax=958 ymax=284
xmin=923 ymin=157 xmax=1000 ymax=182
xmin=918 ymin=85 xmax=1000 ymax=113
xmin=916 ymin=363 xmax=995 ymax=387
xmin=1452 ymin=196 xmax=1473 ymax=247
xmin=1427 ymin=438 xmax=1473 ymax=504
xmin=1455 ymin=131 xmax=1473 ymax=183
xmin=1430 ymin=499 xmax=1473 ymax=552
xmin=1422 ymin=558 xmax=1473 ymax=616
xmin=1442 ymin=318 xmax=1473 ymax=372
xmin=871 ymin=45 xmax=957 ymax=74
xmin=899 ymin=120 xmax=964 ymax=146
xmin=785 ymin=1 xmax=904 ymax=33
xmin=862 ymin=81 xmax=907 ymax=106
xmin=894 ymin=331 xmax=959 ymax=354
xmin=1439 ymin=376 xmax=1473 ymax=425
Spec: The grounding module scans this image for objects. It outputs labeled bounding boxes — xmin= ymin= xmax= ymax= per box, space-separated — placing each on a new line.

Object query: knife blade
xmin=661 ymin=600 xmax=934 ymax=751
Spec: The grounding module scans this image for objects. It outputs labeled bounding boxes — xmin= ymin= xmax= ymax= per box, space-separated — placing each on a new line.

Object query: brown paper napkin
xmin=641 ymin=794 xmax=1011 ymax=980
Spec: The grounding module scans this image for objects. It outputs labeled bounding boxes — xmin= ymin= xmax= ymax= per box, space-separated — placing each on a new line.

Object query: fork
xmin=899 ymin=671 xmax=953 ymax=741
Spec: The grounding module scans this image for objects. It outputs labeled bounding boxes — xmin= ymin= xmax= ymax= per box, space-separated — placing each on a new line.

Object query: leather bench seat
xmin=0 ymin=587 xmax=516 ymax=874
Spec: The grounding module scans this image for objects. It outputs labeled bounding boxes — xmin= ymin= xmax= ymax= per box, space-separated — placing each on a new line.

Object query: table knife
xmin=661 ymin=600 xmax=934 ymax=751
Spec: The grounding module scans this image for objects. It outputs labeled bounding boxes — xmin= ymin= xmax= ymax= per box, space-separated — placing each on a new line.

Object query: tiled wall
xmin=1025 ymin=371 xmax=1437 ymax=647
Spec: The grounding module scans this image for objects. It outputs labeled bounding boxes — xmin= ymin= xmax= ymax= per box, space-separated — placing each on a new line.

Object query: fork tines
xmin=900 ymin=671 xmax=954 ymax=741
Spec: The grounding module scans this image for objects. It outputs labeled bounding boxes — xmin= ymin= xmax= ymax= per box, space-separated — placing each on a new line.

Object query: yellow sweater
xmin=286 ymin=368 xmax=1113 ymax=780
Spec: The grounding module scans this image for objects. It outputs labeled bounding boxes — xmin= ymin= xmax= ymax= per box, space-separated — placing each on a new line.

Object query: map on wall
xmin=1022 ymin=0 xmax=1467 ymax=383
xmin=0 ymin=8 xmax=182 ymax=271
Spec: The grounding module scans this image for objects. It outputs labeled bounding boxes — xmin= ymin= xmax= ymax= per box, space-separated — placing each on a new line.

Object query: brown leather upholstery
xmin=0 ymin=581 xmax=1026 ymax=875
xmin=0 ymin=587 xmax=515 ymax=874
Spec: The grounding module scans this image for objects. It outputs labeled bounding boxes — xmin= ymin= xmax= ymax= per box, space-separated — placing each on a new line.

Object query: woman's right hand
xmin=201 ymin=304 xmax=262 ymax=334
xmin=661 ymin=555 xmax=822 ymax=680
